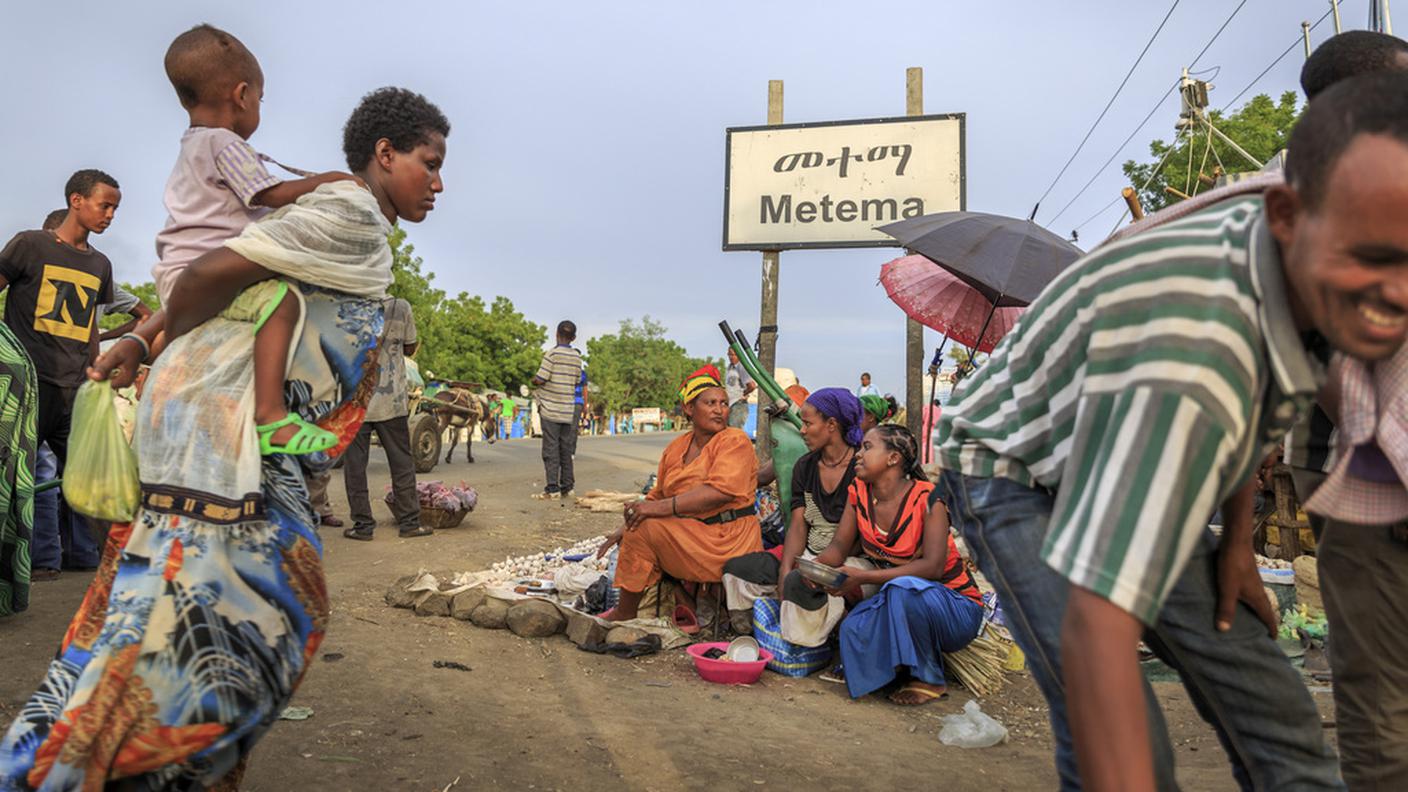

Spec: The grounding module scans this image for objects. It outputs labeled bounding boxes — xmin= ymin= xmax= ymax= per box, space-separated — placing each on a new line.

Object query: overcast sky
xmin=0 ymin=1 xmax=1364 ymax=394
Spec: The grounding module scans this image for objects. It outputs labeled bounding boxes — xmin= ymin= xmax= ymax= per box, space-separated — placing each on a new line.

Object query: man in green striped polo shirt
xmin=937 ymin=73 xmax=1408 ymax=791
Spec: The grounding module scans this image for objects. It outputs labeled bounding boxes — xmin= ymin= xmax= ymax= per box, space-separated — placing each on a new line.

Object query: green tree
xmin=386 ymin=228 xmax=546 ymax=388
xmin=1122 ymin=91 xmax=1300 ymax=214
xmin=98 ymin=281 xmax=160 ymax=331
xmin=586 ymin=317 xmax=716 ymax=414
xmin=420 ymin=293 xmax=545 ymax=388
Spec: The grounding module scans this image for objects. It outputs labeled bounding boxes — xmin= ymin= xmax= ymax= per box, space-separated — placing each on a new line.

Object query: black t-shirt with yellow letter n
xmin=0 ymin=230 xmax=114 ymax=387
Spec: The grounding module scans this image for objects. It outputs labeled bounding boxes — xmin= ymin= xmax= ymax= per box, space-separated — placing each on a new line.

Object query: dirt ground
xmin=0 ymin=434 xmax=1336 ymax=791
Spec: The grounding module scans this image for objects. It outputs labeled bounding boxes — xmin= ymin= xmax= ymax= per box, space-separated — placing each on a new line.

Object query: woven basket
xmin=420 ymin=506 xmax=469 ymax=529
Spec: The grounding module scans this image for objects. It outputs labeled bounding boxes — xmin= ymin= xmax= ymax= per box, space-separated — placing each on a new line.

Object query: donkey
xmin=431 ymin=388 xmax=494 ymax=463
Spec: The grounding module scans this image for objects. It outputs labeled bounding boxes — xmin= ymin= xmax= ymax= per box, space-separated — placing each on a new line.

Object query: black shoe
xmin=398 ymin=526 xmax=434 ymax=538
xmin=31 ymin=568 xmax=61 ymax=582
xmin=342 ymin=527 xmax=374 ymax=541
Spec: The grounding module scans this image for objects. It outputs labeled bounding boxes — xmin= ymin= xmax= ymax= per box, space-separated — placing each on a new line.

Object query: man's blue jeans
xmin=32 ymin=444 xmax=62 ymax=571
xmin=32 ymin=444 xmax=101 ymax=571
xmin=940 ymin=470 xmax=1342 ymax=791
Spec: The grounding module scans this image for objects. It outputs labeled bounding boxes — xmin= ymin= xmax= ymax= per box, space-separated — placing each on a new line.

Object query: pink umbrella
xmin=880 ymin=254 xmax=1023 ymax=354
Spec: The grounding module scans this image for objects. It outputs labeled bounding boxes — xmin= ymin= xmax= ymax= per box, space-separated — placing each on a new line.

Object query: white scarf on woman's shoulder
xmin=224 ymin=180 xmax=393 ymax=298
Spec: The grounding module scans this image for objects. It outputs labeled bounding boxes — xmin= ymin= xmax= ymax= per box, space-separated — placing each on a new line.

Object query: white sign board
xmin=631 ymin=407 xmax=662 ymax=428
xmin=724 ymin=114 xmax=965 ymax=250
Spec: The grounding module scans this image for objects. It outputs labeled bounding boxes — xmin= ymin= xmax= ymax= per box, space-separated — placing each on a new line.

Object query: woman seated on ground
xmin=803 ymin=424 xmax=983 ymax=706
xmin=597 ymin=365 xmax=762 ymax=621
xmin=722 ymin=388 xmax=862 ymax=638
xmin=858 ymin=393 xmax=898 ymax=432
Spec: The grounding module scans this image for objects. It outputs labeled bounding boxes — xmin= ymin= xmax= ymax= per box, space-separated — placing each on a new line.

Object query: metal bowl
xmin=726 ymin=636 xmax=761 ymax=663
xmin=796 ymin=558 xmax=848 ymax=589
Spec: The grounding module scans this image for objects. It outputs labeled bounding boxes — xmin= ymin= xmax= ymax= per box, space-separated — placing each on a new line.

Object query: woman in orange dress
xmin=597 ymin=365 xmax=762 ymax=621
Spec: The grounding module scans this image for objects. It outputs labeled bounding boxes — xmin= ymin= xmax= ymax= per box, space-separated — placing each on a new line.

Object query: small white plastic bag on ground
xmin=939 ymin=700 xmax=1009 ymax=748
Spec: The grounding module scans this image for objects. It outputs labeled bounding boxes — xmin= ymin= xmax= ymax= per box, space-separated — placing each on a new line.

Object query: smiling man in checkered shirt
xmin=936 ymin=73 xmax=1408 ymax=791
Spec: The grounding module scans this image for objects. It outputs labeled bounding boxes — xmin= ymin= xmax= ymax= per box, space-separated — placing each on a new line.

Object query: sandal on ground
xmin=398 ymin=526 xmax=434 ymax=538
xmin=888 ymin=683 xmax=947 ymax=706
xmin=818 ymin=663 xmax=846 ymax=684
xmin=531 ymin=491 xmax=560 ymax=501
xmin=342 ymin=527 xmax=374 ymax=541
xmin=673 ymin=604 xmax=700 ymax=635
xmin=257 ymin=413 xmax=338 ymax=456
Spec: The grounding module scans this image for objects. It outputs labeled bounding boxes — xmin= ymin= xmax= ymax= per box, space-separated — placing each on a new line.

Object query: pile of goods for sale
xmin=387 ymin=480 xmax=478 ymax=528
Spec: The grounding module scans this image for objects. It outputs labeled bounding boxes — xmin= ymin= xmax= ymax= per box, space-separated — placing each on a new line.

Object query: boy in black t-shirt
xmin=0 ymin=169 xmax=118 ymax=578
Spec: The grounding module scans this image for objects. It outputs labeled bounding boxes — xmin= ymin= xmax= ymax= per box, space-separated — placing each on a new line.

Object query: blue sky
xmin=0 ymin=1 xmax=1363 ymax=394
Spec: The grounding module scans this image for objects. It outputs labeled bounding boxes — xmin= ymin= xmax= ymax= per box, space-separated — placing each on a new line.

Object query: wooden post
xmin=757 ymin=80 xmax=783 ymax=464
xmin=905 ymin=67 xmax=925 ymax=440
xmin=1122 ymin=187 xmax=1145 ymax=221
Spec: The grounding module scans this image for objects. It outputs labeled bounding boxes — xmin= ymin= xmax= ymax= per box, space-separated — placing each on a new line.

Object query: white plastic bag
xmin=939 ymin=700 xmax=1009 ymax=748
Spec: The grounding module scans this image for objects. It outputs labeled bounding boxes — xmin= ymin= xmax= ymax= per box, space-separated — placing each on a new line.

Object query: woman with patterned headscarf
xmin=596 ymin=365 xmax=762 ymax=622
xmin=721 ymin=387 xmax=863 ymax=641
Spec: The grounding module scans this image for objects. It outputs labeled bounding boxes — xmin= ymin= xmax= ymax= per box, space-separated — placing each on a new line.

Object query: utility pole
xmin=1331 ymin=0 xmax=1343 ymax=34
xmin=1302 ymin=21 xmax=1313 ymax=58
xmin=756 ymin=80 xmax=783 ymax=465
xmin=905 ymin=67 xmax=925 ymax=441
xmin=1179 ymin=68 xmax=1262 ymax=169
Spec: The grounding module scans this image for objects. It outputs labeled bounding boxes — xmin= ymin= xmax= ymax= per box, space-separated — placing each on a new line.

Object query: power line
xmin=1071 ymin=125 xmax=1189 ymax=237
xmin=1072 ymin=0 xmax=1318 ymax=238
xmin=1047 ymin=81 xmax=1178 ymax=228
xmin=1105 ymin=127 xmax=1192 ymax=238
xmin=1186 ymin=0 xmax=1249 ymax=69
xmin=1030 ymin=1 xmax=1181 ymax=219
xmin=1218 ymin=7 xmax=1335 ymax=112
xmin=1044 ymin=0 xmax=1250 ymax=227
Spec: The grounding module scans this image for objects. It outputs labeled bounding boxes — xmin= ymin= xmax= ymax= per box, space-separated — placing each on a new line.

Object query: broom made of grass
xmin=943 ymin=632 xmax=1009 ymax=697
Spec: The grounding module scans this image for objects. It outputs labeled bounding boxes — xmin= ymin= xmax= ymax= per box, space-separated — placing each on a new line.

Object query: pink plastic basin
xmin=685 ymin=642 xmax=774 ymax=685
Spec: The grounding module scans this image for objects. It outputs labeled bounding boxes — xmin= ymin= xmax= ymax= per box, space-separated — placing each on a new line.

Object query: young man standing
xmin=855 ymin=372 xmax=878 ymax=398
xmin=532 ymin=321 xmax=584 ymax=500
xmin=938 ymin=74 xmax=1408 ymax=790
xmin=725 ymin=347 xmax=755 ymax=429
xmin=0 ymin=170 xmax=119 ymax=580
xmin=341 ymin=297 xmax=429 ymax=540
xmin=31 ymin=208 xmax=148 ymax=574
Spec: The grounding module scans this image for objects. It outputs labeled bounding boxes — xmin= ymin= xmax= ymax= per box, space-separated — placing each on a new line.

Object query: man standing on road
xmin=0 ymin=170 xmax=119 ymax=581
xmin=342 ymin=297 xmax=428 ymax=540
xmin=855 ymin=372 xmax=878 ymax=398
xmin=725 ymin=347 xmax=755 ymax=429
xmin=532 ymin=320 xmax=583 ymax=500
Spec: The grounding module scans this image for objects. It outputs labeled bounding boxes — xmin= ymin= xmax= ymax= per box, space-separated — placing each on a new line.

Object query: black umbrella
xmin=879 ymin=212 xmax=1083 ymax=307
